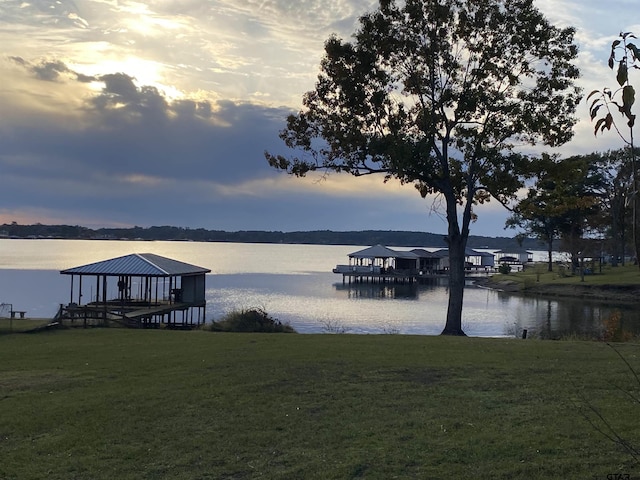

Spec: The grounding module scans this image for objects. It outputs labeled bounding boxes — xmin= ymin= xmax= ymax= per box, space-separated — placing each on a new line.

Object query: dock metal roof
xmin=410 ymin=248 xmax=441 ymax=258
xmin=60 ymin=253 xmax=211 ymax=277
xmin=348 ymin=245 xmax=414 ymax=259
xmin=428 ymin=248 xmax=496 ymax=258
xmin=495 ymin=248 xmax=533 ymax=254
xmin=466 ymin=248 xmax=495 ymax=258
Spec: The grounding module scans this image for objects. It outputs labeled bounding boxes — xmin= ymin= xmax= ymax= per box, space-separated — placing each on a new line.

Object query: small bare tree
xmin=588 ymin=32 xmax=640 ymax=267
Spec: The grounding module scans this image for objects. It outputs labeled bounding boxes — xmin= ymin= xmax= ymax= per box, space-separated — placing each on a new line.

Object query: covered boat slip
xmin=333 ymin=245 xmax=495 ymax=284
xmin=333 ymin=245 xmax=425 ymax=284
xmin=57 ymin=253 xmax=211 ymax=328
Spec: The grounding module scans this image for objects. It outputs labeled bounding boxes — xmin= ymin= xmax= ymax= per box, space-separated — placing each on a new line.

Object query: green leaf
xmin=589 ymin=97 xmax=602 ymax=113
xmin=590 ymin=103 xmax=602 ymax=120
xmin=594 ymin=117 xmax=606 ymax=135
xmin=617 ymin=61 xmax=628 ymax=86
xmin=587 ymin=89 xmax=601 ymax=101
xmin=627 ymin=42 xmax=640 ymax=61
xmin=622 ymin=85 xmax=635 ymax=111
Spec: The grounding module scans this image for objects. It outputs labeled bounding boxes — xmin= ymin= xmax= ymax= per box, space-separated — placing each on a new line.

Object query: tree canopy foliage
xmin=266 ymin=0 xmax=581 ymax=335
xmin=509 ymin=149 xmax=636 ymax=269
xmin=508 ymin=154 xmax=606 ymax=272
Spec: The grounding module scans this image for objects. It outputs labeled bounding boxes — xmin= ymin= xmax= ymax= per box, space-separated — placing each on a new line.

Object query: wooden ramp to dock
xmin=109 ymin=303 xmax=197 ymax=329
xmin=23 ymin=320 xmax=62 ymax=333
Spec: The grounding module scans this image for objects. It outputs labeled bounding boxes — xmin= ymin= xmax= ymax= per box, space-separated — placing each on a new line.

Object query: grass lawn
xmin=0 ymin=318 xmax=53 ymax=334
xmin=498 ymin=263 xmax=640 ymax=288
xmin=1 ymin=329 xmax=639 ymax=479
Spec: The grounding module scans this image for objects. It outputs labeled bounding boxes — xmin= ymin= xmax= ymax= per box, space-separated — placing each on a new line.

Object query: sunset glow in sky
xmin=0 ymin=0 xmax=638 ymax=237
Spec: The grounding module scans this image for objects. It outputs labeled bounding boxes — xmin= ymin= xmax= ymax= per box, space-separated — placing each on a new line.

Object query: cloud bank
xmin=0 ymin=0 xmax=637 ymax=235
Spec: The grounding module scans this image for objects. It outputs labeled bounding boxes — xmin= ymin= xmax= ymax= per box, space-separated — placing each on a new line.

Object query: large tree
xmin=576 ymin=149 xmax=635 ymax=267
xmin=507 ymin=154 xmax=607 ymax=272
xmin=506 ymin=155 xmax=567 ymax=273
xmin=600 ymin=149 xmax=634 ymax=265
xmin=266 ymin=0 xmax=581 ymax=335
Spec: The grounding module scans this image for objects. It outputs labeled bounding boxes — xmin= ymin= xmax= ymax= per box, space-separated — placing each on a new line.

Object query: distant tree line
xmin=0 ymin=222 xmax=542 ymax=250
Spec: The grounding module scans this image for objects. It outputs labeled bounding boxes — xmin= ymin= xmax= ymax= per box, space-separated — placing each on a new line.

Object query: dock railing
xmin=333 ymin=265 xmax=382 ymax=274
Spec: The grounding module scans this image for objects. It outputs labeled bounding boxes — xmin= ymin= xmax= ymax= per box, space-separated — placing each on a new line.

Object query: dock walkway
xmin=55 ymin=300 xmax=202 ymax=329
xmin=334 ymin=267 xmax=491 ymax=284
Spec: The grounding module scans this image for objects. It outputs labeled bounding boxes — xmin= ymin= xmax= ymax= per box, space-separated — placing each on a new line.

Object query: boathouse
xmin=333 ymin=245 xmax=496 ymax=283
xmin=414 ymin=247 xmax=494 ymax=272
xmin=494 ymin=248 xmax=533 ymax=271
xmin=333 ymin=245 xmax=420 ymax=283
xmin=410 ymin=249 xmax=445 ymax=274
xmin=464 ymin=248 xmax=496 ymax=269
xmin=57 ymin=253 xmax=211 ymax=328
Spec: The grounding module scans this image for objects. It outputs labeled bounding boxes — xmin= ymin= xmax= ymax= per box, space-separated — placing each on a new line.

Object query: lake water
xmin=0 ymin=239 xmax=636 ymax=337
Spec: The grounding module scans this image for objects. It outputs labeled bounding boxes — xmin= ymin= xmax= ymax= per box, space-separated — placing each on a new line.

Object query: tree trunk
xmin=630 ymin=144 xmax=639 ymax=268
xmin=441 ymin=233 xmax=467 ymax=336
xmin=547 ymin=237 xmax=553 ymax=272
xmin=635 ymin=191 xmax=640 ymax=267
xmin=611 ymin=196 xmax=620 ymax=267
xmin=622 ymin=215 xmax=626 ymax=266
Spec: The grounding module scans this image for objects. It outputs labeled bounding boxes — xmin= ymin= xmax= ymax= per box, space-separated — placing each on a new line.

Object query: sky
xmin=0 ymin=0 xmax=639 ymax=238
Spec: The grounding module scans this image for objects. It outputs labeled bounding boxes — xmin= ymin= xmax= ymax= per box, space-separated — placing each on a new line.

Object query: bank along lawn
xmin=0 ymin=318 xmax=54 ymax=334
xmin=497 ymin=262 xmax=640 ymax=288
xmin=1 ymin=329 xmax=639 ymax=479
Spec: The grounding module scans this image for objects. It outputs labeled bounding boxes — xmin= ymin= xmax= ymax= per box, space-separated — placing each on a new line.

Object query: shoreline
xmin=476 ymin=276 xmax=640 ymax=305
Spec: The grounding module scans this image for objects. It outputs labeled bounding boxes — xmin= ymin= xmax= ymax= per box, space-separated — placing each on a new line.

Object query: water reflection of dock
xmin=333 ymin=282 xmax=420 ymax=300
xmin=333 ymin=277 xmax=451 ymax=300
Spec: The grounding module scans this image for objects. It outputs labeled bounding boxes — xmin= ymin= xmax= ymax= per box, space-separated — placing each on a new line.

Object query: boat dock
xmin=57 ymin=253 xmax=211 ymax=329
xmin=55 ymin=300 xmax=202 ymax=329
xmin=333 ymin=244 xmax=500 ymax=285
xmin=333 ymin=265 xmax=489 ymax=284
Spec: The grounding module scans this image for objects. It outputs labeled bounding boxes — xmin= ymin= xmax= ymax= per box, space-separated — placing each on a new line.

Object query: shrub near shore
xmin=1 ymin=330 xmax=638 ymax=479
xmin=206 ymin=307 xmax=296 ymax=333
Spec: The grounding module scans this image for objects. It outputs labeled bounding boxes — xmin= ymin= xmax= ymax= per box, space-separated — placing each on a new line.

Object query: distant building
xmin=494 ymin=248 xmax=533 ymax=269
xmin=429 ymin=247 xmax=495 ymax=271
